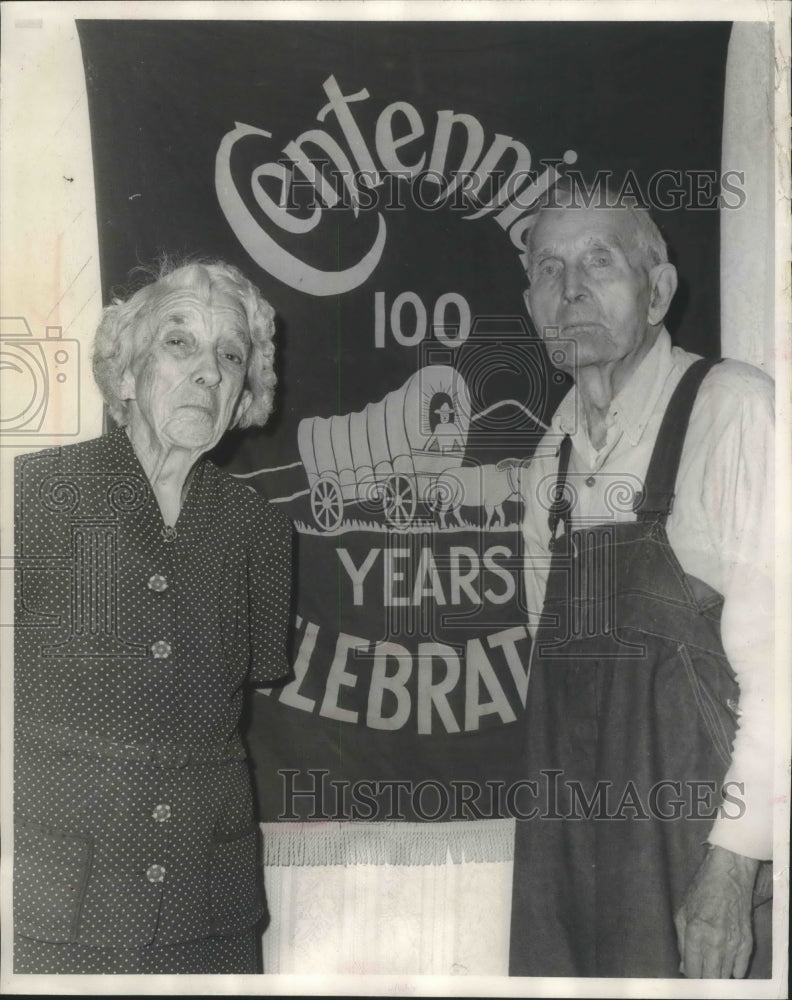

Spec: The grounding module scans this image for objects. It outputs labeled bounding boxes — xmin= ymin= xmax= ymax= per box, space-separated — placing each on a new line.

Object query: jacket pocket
xmin=14 ymin=824 xmax=93 ymax=942
xmin=209 ymin=824 xmax=262 ymax=936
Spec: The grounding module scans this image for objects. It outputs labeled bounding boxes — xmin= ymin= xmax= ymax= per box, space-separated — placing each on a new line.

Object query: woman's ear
xmin=232 ymin=389 xmax=253 ymax=426
xmin=118 ymin=369 xmax=137 ymax=401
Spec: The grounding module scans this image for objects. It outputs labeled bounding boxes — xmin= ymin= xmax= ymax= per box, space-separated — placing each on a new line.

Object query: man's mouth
xmin=561 ymin=322 xmax=605 ymax=335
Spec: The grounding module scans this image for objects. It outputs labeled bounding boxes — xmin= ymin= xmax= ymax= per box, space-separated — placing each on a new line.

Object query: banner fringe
xmin=260 ymin=819 xmax=515 ymax=867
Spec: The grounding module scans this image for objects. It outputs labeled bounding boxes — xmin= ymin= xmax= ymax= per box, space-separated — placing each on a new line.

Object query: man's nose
xmin=562 ymin=263 xmax=588 ymax=303
xmin=192 ymin=347 xmax=221 ymax=387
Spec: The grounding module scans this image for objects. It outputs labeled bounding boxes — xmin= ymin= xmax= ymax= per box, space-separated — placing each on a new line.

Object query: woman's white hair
xmin=92 ymin=258 xmax=277 ymax=429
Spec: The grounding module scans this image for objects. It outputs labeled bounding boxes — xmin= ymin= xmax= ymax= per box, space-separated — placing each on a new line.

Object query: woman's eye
xmin=222 ymin=351 xmax=243 ymax=365
xmin=591 ymin=254 xmax=611 ymax=267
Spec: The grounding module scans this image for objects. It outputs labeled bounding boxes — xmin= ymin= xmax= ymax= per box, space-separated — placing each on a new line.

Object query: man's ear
xmin=118 ymin=369 xmax=136 ymax=401
xmin=647 ymin=263 xmax=678 ymax=326
xmin=232 ymin=388 xmax=253 ymax=427
xmin=522 ymin=288 xmax=534 ymax=321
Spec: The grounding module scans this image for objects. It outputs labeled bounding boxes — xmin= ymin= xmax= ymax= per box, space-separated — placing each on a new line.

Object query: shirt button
xmin=151 ymin=640 xmax=171 ymax=659
xmin=585 ymin=476 xmax=595 ymax=487
xmin=152 ymin=804 xmax=172 ymax=822
xmin=146 ymin=864 xmax=166 ymax=883
xmin=147 ymin=574 xmax=168 ymax=592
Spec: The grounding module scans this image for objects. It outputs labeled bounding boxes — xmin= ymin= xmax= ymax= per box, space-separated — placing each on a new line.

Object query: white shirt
xmin=522 ymin=328 xmax=774 ymax=860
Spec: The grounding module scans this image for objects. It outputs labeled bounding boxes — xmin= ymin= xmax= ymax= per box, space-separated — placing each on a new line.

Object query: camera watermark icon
xmin=419 ymin=315 xmax=576 ymax=454
xmin=0 ymin=317 xmax=80 ymax=442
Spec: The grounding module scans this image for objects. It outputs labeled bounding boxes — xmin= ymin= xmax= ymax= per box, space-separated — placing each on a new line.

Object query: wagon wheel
xmin=310 ymin=477 xmax=343 ymax=532
xmin=382 ymin=474 xmax=416 ymax=529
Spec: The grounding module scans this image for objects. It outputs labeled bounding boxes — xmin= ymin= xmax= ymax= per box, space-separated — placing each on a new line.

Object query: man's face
xmin=122 ymin=281 xmax=252 ymax=454
xmin=525 ymin=206 xmax=656 ymax=376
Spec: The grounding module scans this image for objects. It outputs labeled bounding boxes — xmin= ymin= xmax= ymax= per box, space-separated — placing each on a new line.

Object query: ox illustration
xmin=432 ymin=460 xmax=532 ymax=529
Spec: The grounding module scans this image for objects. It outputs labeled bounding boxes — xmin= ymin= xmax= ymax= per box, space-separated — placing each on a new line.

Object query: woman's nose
xmin=192 ymin=348 xmax=221 ymax=387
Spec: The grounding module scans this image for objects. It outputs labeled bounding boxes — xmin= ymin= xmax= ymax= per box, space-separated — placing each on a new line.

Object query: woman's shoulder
xmin=204 ymin=462 xmax=293 ymax=536
xmin=14 ymin=430 xmax=125 ymax=477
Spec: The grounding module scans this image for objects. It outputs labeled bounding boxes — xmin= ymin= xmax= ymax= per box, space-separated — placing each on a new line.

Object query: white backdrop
xmin=721 ymin=22 xmax=776 ymax=375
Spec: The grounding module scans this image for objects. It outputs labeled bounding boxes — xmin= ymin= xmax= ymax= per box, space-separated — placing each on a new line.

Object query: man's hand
xmin=674 ymin=845 xmax=759 ymax=978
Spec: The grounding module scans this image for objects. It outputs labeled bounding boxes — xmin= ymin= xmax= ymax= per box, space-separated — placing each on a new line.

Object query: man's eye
xmin=165 ymin=336 xmax=186 ymax=347
xmin=590 ymin=253 xmax=611 ymax=267
xmin=536 ymin=260 xmax=561 ymax=278
xmin=222 ymin=351 xmax=244 ymax=365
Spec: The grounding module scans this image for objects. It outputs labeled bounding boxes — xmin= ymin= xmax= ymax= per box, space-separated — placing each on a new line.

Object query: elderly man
xmin=509 ymin=187 xmax=774 ymax=978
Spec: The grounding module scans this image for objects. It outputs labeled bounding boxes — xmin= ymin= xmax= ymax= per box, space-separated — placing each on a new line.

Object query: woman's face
xmin=121 ymin=280 xmax=253 ymax=455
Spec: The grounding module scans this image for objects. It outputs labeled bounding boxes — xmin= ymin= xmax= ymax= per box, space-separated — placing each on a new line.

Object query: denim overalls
xmin=509 ymin=358 xmax=760 ymax=977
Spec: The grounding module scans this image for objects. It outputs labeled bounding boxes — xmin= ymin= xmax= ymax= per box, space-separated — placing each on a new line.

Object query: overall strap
xmin=548 ymin=433 xmax=573 ymax=549
xmin=634 ymin=356 xmax=722 ymax=524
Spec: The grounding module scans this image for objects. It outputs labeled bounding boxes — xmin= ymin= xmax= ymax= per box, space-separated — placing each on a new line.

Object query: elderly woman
xmin=14 ymin=260 xmax=291 ymax=974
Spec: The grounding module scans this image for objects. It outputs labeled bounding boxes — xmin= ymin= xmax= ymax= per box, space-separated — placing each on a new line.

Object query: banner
xmin=77 ymin=19 xmax=731 ymax=823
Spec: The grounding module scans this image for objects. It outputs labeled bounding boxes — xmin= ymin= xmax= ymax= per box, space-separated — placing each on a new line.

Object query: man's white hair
xmin=522 ymin=178 xmax=669 ymax=281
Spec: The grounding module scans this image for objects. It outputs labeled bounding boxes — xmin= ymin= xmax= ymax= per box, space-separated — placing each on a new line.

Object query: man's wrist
xmin=704 ymin=844 xmax=760 ymax=887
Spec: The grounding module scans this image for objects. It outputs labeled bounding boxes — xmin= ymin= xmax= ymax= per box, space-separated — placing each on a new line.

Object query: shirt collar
xmin=551 ymin=328 xmax=676 ymax=448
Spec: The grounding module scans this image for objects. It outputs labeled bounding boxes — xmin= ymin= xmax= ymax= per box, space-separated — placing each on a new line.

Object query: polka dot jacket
xmin=14 ymin=427 xmax=292 ymax=949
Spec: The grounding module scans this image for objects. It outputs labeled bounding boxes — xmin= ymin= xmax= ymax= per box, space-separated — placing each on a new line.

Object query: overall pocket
xmin=14 ymin=824 xmax=93 ymax=942
xmin=209 ymin=824 xmax=262 ymax=935
xmin=678 ymin=642 xmax=737 ymax=768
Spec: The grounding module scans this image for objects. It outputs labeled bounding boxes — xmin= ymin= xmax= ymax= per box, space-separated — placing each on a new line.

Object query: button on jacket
xmin=14 ymin=427 xmax=292 ymax=949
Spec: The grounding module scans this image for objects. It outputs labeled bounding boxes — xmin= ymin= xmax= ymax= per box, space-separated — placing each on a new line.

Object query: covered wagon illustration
xmin=298 ymin=365 xmax=471 ymax=531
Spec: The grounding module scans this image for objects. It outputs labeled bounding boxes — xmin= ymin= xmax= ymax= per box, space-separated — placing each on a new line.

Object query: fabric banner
xmin=76 ymin=19 xmax=731 ymax=824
